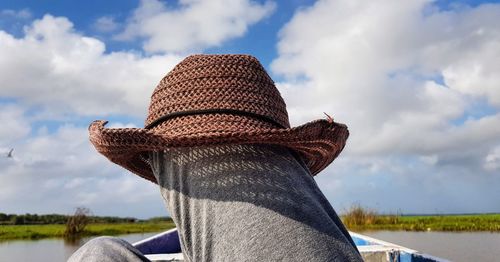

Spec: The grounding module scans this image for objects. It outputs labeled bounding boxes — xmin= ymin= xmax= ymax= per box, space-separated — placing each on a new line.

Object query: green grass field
xmin=1 ymin=214 xmax=499 ymax=241
xmin=0 ymin=222 xmax=176 ymax=241
xmin=342 ymin=212 xmax=500 ymax=231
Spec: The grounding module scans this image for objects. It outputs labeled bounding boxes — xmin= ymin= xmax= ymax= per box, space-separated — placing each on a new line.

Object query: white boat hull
xmin=133 ymin=228 xmax=449 ymax=262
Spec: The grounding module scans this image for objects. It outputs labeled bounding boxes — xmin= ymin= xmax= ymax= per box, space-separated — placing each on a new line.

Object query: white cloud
xmin=0 ymin=14 xmax=182 ymax=119
xmin=272 ymin=0 xmax=500 ymax=213
xmin=0 ymin=3 xmax=276 ymax=118
xmin=1 ymin=0 xmax=499 ymax=216
xmin=0 ymin=117 xmax=165 ymax=218
xmin=116 ymin=0 xmax=276 ymax=53
xmin=107 ymin=122 xmax=139 ymax=128
xmin=484 ymin=146 xmax=500 ymax=171
xmin=0 ymin=104 xmax=31 ymax=143
xmin=272 ymin=0 xmax=500 ymax=156
xmin=1 ymin=9 xmax=32 ymax=19
xmin=93 ymin=16 xmax=119 ymax=33
xmin=0 ymin=1 xmax=276 ymax=217
xmin=0 ymin=9 xmax=33 ymax=35
xmin=316 ymin=154 xmax=500 ymax=214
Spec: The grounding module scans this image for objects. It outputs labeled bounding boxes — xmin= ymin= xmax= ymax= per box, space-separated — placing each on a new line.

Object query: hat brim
xmin=88 ymin=118 xmax=349 ymax=184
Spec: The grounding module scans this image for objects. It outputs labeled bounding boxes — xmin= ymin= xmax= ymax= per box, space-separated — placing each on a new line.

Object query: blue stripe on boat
xmin=133 ymin=229 xmax=450 ymax=262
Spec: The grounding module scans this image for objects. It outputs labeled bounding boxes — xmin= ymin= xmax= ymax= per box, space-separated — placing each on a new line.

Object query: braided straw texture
xmin=89 ymin=54 xmax=349 ymax=184
xmin=146 ymin=54 xmax=289 ymax=129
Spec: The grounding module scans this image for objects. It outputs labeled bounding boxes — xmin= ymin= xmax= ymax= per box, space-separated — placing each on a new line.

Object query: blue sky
xmin=0 ymin=0 xmax=316 ymax=67
xmin=0 ymin=0 xmax=499 ymax=218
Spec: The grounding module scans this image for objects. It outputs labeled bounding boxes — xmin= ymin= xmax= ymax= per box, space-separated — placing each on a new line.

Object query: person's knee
xmin=68 ymin=236 xmax=139 ymax=262
xmin=87 ymin=236 xmax=124 ymax=246
xmin=85 ymin=236 xmax=135 ymax=253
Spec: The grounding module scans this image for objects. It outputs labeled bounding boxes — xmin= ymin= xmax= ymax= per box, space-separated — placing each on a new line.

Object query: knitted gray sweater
xmin=149 ymin=143 xmax=362 ymax=262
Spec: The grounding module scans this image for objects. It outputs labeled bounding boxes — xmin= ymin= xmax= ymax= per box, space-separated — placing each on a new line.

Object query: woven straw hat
xmin=89 ymin=54 xmax=349 ymax=184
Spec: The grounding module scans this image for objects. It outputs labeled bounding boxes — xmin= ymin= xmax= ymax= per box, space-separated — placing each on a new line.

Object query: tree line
xmin=0 ymin=212 xmax=172 ymax=225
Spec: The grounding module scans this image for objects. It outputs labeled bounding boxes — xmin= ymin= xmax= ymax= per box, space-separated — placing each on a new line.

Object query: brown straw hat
xmin=89 ymin=54 xmax=349 ymax=184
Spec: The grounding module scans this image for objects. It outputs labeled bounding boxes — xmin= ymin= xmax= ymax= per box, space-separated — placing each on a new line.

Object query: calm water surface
xmin=361 ymin=231 xmax=500 ymax=262
xmin=0 ymin=232 xmax=159 ymax=262
xmin=1 ymin=231 xmax=499 ymax=261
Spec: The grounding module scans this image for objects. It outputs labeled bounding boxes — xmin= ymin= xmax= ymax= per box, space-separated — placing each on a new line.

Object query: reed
xmin=0 ymin=222 xmax=176 ymax=241
xmin=64 ymin=207 xmax=90 ymax=238
xmin=342 ymin=204 xmax=400 ymax=228
xmin=341 ymin=205 xmax=500 ymax=232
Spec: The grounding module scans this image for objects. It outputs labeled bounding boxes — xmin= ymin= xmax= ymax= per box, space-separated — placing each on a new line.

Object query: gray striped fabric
xmin=150 ymin=143 xmax=363 ymax=262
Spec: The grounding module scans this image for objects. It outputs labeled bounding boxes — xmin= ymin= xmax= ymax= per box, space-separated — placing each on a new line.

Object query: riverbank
xmin=2 ymin=213 xmax=499 ymax=241
xmin=0 ymin=222 xmax=175 ymax=241
xmin=343 ymin=213 xmax=500 ymax=231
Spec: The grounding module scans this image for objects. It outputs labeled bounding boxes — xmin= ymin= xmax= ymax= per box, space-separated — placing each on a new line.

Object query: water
xmin=0 ymin=231 xmax=499 ymax=261
xmin=360 ymin=231 xmax=500 ymax=262
xmin=0 ymin=232 xmax=159 ymax=262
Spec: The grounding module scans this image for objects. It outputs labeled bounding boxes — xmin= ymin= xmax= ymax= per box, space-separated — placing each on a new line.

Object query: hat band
xmin=145 ymin=108 xmax=286 ymax=129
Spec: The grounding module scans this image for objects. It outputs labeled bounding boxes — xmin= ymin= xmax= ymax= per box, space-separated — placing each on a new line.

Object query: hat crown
xmin=145 ymin=54 xmax=290 ymax=129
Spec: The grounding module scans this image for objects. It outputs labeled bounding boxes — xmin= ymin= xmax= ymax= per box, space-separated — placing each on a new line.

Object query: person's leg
xmin=150 ymin=143 xmax=364 ymax=262
xmin=67 ymin=236 xmax=151 ymax=262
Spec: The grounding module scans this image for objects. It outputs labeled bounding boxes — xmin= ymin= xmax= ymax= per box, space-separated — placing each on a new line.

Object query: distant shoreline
xmin=0 ymin=222 xmax=175 ymax=241
xmin=1 ymin=214 xmax=499 ymax=241
xmin=342 ymin=213 xmax=500 ymax=232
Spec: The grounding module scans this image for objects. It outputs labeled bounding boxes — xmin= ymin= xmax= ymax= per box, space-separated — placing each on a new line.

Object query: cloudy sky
xmin=0 ymin=0 xmax=499 ymax=218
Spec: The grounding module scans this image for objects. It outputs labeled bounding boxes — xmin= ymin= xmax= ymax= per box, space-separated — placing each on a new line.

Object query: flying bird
xmin=7 ymin=148 xmax=13 ymax=158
